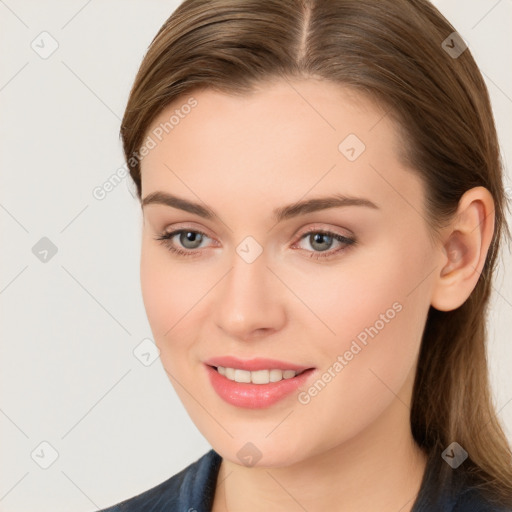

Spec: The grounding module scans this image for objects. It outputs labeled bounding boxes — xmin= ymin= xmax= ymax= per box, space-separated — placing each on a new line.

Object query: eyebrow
xmin=141 ymin=191 xmax=379 ymax=223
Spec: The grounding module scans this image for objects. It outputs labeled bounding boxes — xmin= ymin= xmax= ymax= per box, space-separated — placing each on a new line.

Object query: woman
xmin=98 ymin=0 xmax=512 ymax=510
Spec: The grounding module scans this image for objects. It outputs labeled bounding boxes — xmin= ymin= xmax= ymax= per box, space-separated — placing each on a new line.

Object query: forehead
xmin=144 ymin=79 xmax=385 ymax=157
xmin=140 ymin=79 xmax=425 ymax=222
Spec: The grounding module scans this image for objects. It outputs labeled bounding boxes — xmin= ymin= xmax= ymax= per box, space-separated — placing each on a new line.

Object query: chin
xmin=211 ymin=436 xmax=310 ymax=469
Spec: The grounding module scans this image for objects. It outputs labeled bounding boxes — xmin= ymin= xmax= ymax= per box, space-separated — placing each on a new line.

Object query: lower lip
xmin=205 ymin=365 xmax=315 ymax=409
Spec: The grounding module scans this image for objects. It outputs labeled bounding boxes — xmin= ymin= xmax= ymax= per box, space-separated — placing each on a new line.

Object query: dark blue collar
xmin=98 ymin=448 xmax=511 ymax=511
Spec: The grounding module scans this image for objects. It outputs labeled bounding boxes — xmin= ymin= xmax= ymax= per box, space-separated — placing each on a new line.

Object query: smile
xmin=204 ymin=358 xmax=316 ymax=409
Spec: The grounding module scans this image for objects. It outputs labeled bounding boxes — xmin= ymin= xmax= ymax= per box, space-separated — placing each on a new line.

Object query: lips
xmin=203 ymin=356 xmax=316 ymax=409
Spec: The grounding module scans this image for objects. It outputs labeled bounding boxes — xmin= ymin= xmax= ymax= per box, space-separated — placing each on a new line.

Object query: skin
xmin=138 ymin=78 xmax=495 ymax=512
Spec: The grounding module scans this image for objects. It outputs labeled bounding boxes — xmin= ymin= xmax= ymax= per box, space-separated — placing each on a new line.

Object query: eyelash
xmin=154 ymin=227 xmax=356 ymax=261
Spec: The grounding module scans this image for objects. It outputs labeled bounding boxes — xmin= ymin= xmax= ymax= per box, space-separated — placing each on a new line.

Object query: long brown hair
xmin=120 ymin=0 xmax=512 ymax=504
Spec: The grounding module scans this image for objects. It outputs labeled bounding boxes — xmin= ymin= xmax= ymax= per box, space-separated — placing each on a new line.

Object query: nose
xmin=214 ymin=248 xmax=287 ymax=341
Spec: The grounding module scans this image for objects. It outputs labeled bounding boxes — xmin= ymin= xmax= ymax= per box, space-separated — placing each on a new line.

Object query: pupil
xmin=313 ymin=233 xmax=331 ymax=251
xmin=183 ymin=231 xmax=201 ymax=248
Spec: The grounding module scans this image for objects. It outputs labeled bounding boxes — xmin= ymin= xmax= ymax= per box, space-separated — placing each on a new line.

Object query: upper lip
xmin=204 ymin=356 xmax=313 ymax=372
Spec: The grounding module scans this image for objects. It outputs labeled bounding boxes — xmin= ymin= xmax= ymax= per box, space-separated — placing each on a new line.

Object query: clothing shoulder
xmin=95 ymin=449 xmax=221 ymax=512
xmin=412 ymin=453 xmax=512 ymax=512
xmin=451 ymin=486 xmax=512 ymax=512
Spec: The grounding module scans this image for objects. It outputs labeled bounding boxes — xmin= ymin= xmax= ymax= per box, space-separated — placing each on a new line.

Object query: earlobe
xmin=430 ymin=187 xmax=495 ymax=312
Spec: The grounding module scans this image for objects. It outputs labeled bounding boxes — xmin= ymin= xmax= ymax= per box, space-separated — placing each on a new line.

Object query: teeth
xmin=269 ymin=369 xmax=282 ymax=382
xmin=216 ymin=366 xmax=300 ymax=384
xmin=234 ymin=369 xmax=251 ymax=383
xmin=251 ymin=369 xmax=270 ymax=384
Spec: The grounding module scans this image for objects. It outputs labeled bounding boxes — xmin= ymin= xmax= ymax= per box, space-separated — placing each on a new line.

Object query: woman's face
xmin=139 ymin=79 xmax=441 ymax=467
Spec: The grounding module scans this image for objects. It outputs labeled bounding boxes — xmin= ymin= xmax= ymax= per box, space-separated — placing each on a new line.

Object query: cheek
xmin=297 ymin=239 xmax=432 ymax=431
xmin=305 ymin=303 xmax=423 ymax=441
xmin=139 ymin=242 xmax=194 ymax=346
xmin=140 ymin=244 xmax=170 ymax=338
xmin=140 ymin=240 xmax=219 ymax=361
xmin=282 ymin=236 xmax=429 ymax=355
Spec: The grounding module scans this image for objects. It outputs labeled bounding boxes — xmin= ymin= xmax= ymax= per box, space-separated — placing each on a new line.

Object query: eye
xmin=154 ymin=226 xmax=356 ymax=260
xmin=292 ymin=229 xmax=356 ymax=260
xmin=154 ymin=229 xmax=211 ymax=257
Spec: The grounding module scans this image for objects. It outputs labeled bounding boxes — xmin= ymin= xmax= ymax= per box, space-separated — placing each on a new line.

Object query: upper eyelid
xmin=296 ymin=224 xmax=354 ymax=238
xmin=161 ymin=221 xmax=352 ymax=235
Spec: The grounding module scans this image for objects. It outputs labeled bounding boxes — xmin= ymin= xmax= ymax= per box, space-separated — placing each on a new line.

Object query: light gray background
xmin=0 ymin=1 xmax=511 ymax=511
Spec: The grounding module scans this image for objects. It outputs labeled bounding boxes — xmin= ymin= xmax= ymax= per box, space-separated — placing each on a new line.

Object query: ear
xmin=430 ymin=186 xmax=495 ymax=312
